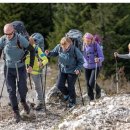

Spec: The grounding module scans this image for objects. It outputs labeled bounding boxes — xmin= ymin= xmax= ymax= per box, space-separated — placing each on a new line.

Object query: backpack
xmin=93 ymin=34 xmax=103 ymax=50
xmin=12 ymin=21 xmax=29 ymax=40
xmin=2 ymin=21 xmax=29 ymax=62
xmin=31 ymin=33 xmax=44 ymax=52
xmin=65 ymin=29 xmax=83 ymax=52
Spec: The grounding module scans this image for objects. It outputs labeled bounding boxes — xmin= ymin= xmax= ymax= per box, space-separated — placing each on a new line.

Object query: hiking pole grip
xmin=77 ymin=75 xmax=84 ymax=106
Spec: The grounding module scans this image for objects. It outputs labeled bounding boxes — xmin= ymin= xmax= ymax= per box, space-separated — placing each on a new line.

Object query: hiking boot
xmin=67 ymin=102 xmax=75 ymax=108
xmin=21 ymin=102 xmax=30 ymax=114
xmin=96 ymin=90 xmax=101 ymax=99
xmin=67 ymin=98 xmax=76 ymax=108
xmin=14 ymin=110 xmax=21 ymax=123
xmin=35 ymin=103 xmax=44 ymax=111
xmin=63 ymin=95 xmax=69 ymax=102
xmin=8 ymin=102 xmax=11 ymax=106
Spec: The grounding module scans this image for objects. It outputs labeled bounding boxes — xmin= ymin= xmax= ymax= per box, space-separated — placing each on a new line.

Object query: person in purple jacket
xmin=83 ymin=32 xmax=104 ymax=101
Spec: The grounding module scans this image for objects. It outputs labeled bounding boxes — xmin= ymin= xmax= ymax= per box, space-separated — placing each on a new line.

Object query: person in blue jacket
xmin=0 ymin=23 xmax=35 ymax=123
xmin=83 ymin=32 xmax=104 ymax=101
xmin=45 ymin=37 xmax=84 ymax=108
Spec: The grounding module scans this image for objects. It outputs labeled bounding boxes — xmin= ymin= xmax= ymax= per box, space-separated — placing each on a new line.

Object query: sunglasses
xmin=4 ymin=31 xmax=14 ymax=36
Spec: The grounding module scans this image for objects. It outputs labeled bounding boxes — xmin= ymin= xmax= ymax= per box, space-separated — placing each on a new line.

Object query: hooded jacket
xmin=47 ymin=44 xmax=84 ymax=74
xmin=83 ymin=42 xmax=104 ymax=69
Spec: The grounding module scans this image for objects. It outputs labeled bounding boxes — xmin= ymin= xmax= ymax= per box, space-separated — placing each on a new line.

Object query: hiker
xmin=114 ymin=43 xmax=130 ymax=59
xmin=45 ymin=37 xmax=84 ymax=108
xmin=0 ymin=23 xmax=35 ymax=123
xmin=25 ymin=36 xmax=48 ymax=111
xmin=83 ymin=32 xmax=104 ymax=101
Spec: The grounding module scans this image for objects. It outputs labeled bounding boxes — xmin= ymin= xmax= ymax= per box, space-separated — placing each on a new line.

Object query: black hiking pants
xmin=57 ymin=72 xmax=77 ymax=104
xmin=4 ymin=65 xmax=28 ymax=112
xmin=85 ymin=67 xmax=101 ymax=100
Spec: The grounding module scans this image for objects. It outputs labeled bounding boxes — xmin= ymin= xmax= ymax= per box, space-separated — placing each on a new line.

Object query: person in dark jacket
xmin=45 ymin=37 xmax=84 ymax=108
xmin=0 ymin=23 xmax=35 ymax=123
xmin=83 ymin=32 xmax=104 ymax=101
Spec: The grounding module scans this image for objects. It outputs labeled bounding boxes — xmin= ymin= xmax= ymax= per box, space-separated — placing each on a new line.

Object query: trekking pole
xmin=0 ymin=65 xmax=9 ymax=99
xmin=42 ymin=64 xmax=47 ymax=116
xmin=115 ymin=58 xmax=119 ymax=94
xmin=94 ymin=62 xmax=98 ymax=100
xmin=0 ymin=65 xmax=9 ymax=120
xmin=77 ymin=74 xmax=84 ymax=106
xmin=27 ymin=65 xmax=34 ymax=103
xmin=0 ymin=79 xmax=5 ymax=99
xmin=37 ymin=54 xmax=47 ymax=115
xmin=28 ymin=73 xmax=34 ymax=103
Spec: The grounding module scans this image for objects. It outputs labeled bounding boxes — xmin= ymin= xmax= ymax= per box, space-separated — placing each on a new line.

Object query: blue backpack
xmin=31 ymin=33 xmax=44 ymax=52
xmin=65 ymin=29 xmax=83 ymax=52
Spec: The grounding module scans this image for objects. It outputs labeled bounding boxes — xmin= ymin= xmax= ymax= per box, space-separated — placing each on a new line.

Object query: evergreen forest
xmin=0 ymin=3 xmax=130 ymax=79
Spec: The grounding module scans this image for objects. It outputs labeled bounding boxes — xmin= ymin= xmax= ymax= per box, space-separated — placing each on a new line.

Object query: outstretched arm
xmin=45 ymin=44 xmax=60 ymax=57
xmin=117 ymin=53 xmax=130 ymax=59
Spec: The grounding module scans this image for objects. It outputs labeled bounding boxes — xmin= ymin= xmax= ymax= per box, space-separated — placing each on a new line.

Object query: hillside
xmin=0 ymin=64 xmax=130 ymax=130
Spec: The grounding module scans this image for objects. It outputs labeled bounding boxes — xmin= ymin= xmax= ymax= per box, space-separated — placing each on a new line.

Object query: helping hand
xmin=74 ymin=70 xmax=80 ymax=75
xmin=45 ymin=50 xmax=49 ymax=55
xmin=38 ymin=61 xmax=44 ymax=69
xmin=114 ymin=52 xmax=118 ymax=57
xmin=95 ymin=57 xmax=100 ymax=63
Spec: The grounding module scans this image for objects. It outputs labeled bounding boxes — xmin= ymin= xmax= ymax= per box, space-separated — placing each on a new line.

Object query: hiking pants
xmin=31 ymin=74 xmax=44 ymax=104
xmin=4 ymin=65 xmax=28 ymax=112
xmin=84 ymin=67 xmax=101 ymax=100
xmin=57 ymin=72 xmax=77 ymax=104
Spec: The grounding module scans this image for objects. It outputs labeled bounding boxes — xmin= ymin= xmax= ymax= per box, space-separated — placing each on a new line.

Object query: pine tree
xmin=0 ymin=3 xmax=23 ymax=34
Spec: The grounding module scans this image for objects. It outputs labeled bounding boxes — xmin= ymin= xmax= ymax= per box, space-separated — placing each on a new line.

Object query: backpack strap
xmin=34 ymin=45 xmax=42 ymax=62
xmin=58 ymin=44 xmax=62 ymax=54
xmin=16 ymin=35 xmax=23 ymax=49
xmin=73 ymin=45 xmax=77 ymax=59
xmin=93 ymin=42 xmax=98 ymax=57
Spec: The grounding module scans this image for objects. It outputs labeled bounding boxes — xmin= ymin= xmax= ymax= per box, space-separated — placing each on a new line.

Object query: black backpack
xmin=11 ymin=21 xmax=29 ymax=61
xmin=65 ymin=29 xmax=83 ymax=52
xmin=12 ymin=21 xmax=29 ymax=40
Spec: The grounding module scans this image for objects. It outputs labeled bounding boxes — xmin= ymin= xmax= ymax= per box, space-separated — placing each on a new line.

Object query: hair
xmin=60 ymin=37 xmax=72 ymax=45
xmin=83 ymin=32 xmax=93 ymax=42
xmin=4 ymin=23 xmax=14 ymax=32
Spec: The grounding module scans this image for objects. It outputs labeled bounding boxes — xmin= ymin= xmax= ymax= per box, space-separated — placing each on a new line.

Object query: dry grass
xmin=45 ymin=64 xmax=130 ymax=96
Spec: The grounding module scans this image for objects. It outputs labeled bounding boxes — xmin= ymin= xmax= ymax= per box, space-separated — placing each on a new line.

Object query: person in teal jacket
xmin=26 ymin=36 xmax=48 ymax=111
xmin=0 ymin=23 xmax=35 ymax=123
xmin=45 ymin=37 xmax=84 ymax=108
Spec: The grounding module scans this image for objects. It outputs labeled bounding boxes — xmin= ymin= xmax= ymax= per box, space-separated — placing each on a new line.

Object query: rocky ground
xmin=1 ymin=92 xmax=130 ymax=130
xmin=0 ymin=63 xmax=130 ymax=130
